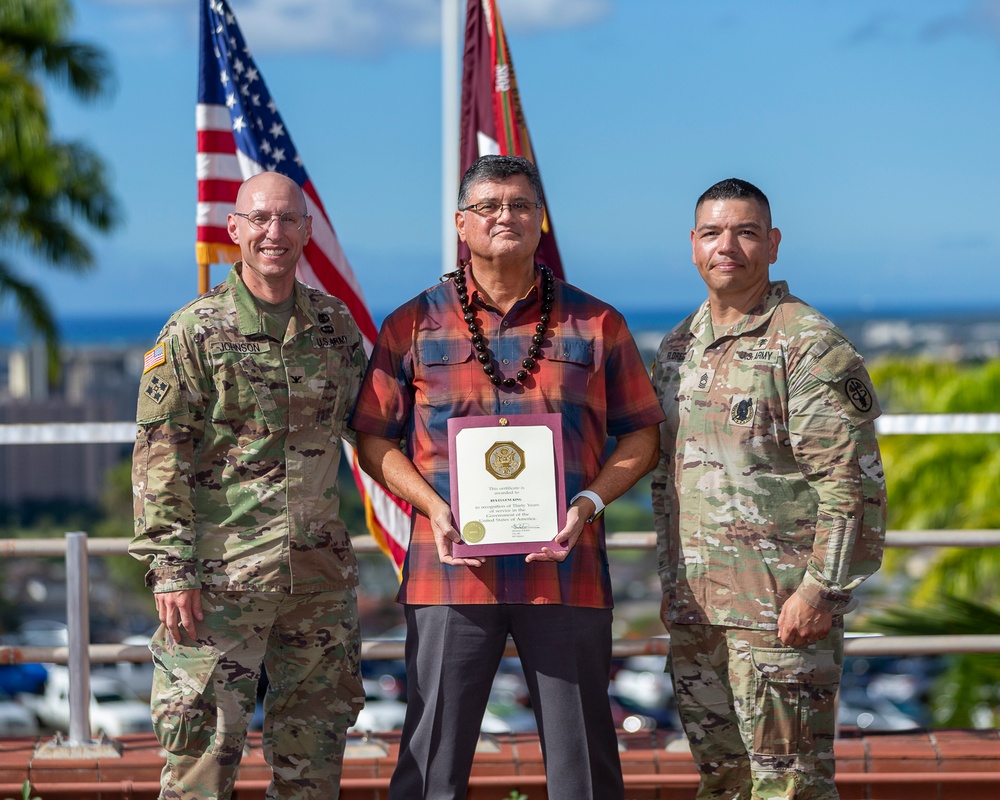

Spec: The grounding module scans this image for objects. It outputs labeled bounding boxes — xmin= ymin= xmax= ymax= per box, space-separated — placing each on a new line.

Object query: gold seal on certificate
xmin=485 ymin=442 xmax=525 ymax=480
xmin=462 ymin=521 xmax=486 ymax=543
xmin=448 ymin=413 xmax=567 ymax=556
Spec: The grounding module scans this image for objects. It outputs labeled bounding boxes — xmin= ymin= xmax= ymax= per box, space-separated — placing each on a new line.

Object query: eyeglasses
xmin=460 ymin=201 xmax=542 ymax=219
xmin=234 ymin=211 xmax=310 ymax=231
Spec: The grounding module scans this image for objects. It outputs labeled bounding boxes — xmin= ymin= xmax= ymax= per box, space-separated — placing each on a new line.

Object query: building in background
xmin=0 ymin=343 xmax=143 ymax=508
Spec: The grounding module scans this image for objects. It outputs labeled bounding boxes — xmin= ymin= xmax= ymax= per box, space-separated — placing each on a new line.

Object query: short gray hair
xmin=458 ymin=155 xmax=544 ymax=208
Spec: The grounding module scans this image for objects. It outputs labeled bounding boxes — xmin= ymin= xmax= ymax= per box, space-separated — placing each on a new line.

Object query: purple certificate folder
xmin=449 ymin=413 xmax=567 ymax=557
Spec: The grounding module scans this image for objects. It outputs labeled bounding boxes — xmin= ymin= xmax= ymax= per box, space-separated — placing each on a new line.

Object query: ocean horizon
xmin=0 ymin=303 xmax=997 ymax=350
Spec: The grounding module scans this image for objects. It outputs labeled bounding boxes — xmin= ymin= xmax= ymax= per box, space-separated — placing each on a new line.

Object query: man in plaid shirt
xmin=350 ymin=155 xmax=663 ymax=800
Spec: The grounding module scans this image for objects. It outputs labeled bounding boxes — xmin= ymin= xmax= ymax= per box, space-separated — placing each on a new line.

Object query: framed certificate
xmin=448 ymin=413 xmax=567 ymax=556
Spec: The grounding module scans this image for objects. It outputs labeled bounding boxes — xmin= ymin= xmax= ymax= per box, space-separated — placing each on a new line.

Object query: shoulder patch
xmin=837 ymin=367 xmax=882 ymax=424
xmin=143 ymin=375 xmax=171 ymax=404
xmin=843 ymin=376 xmax=874 ymax=414
xmin=136 ymin=335 xmax=187 ymax=424
xmin=143 ymin=343 xmax=166 ymax=374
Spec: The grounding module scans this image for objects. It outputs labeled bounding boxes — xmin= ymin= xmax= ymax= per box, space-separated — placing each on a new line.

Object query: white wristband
xmin=570 ymin=490 xmax=605 ymax=523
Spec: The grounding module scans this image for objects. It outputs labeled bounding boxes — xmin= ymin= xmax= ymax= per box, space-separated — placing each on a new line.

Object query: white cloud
xmin=97 ymin=0 xmax=612 ymax=56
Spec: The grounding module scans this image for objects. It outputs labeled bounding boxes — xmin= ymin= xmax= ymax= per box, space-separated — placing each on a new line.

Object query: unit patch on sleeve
xmin=144 ymin=375 xmax=171 ymax=404
xmin=844 ymin=377 xmax=873 ymax=413
xmin=142 ymin=343 xmax=166 ymax=374
xmin=838 ymin=370 xmax=881 ymax=425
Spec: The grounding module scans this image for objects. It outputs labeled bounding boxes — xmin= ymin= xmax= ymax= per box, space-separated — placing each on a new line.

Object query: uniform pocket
xmin=748 ymin=646 xmax=840 ymax=756
xmin=314 ymin=349 xmax=348 ymax=431
xmin=214 ymin=355 xmax=279 ymax=448
xmin=149 ymin=630 xmax=221 ymax=754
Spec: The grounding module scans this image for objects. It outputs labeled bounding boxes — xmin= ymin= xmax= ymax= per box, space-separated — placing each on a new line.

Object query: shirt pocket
xmin=415 ymin=337 xmax=478 ymax=406
xmin=541 ymin=336 xmax=594 ymax=408
xmin=716 ymin=348 xmax=784 ymax=441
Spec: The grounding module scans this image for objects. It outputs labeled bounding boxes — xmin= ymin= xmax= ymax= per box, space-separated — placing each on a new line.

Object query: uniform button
xmin=502 ymin=358 xmax=509 ymax=365
xmin=441 ymin=355 xmax=449 ymax=362
xmin=503 ymin=321 xmax=510 ymax=327
xmin=503 ymin=399 xmax=511 ymax=406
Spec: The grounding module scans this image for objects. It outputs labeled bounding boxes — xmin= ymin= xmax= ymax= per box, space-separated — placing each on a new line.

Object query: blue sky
xmin=17 ymin=0 xmax=1000 ymax=324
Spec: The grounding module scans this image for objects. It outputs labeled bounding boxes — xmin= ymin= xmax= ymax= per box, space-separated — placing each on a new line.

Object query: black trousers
xmin=387 ymin=603 xmax=625 ymax=800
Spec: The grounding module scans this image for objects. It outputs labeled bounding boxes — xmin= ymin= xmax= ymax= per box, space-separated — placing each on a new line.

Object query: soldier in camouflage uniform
xmin=130 ymin=172 xmax=366 ymax=800
xmin=651 ymin=178 xmax=887 ymax=799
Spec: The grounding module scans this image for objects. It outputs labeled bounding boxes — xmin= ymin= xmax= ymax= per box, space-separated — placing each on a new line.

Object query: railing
xmin=2 ymin=528 xmax=1000 ymax=754
xmin=3 ymin=530 xmax=1000 ymax=668
xmin=1 ymin=412 xmax=998 ymax=751
xmin=1 ymin=413 xmax=998 ymax=444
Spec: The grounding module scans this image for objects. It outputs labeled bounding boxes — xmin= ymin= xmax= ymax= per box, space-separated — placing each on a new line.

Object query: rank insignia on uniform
xmin=144 ymin=375 xmax=170 ymax=404
xmin=143 ymin=343 xmax=166 ymax=374
xmin=693 ymin=367 xmax=716 ymax=392
xmin=730 ymin=396 xmax=756 ymax=426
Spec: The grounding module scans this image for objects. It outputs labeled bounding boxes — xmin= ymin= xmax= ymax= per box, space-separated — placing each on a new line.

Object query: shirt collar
xmin=229 ymin=263 xmax=311 ymax=338
xmin=693 ymin=280 xmax=789 ymax=343
xmin=469 ymin=265 xmax=544 ymax=313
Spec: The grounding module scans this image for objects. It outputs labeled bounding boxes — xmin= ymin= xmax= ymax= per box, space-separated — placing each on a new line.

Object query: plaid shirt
xmin=350 ymin=268 xmax=664 ymax=607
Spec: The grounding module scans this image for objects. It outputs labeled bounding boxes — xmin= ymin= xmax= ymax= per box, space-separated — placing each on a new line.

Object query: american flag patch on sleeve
xmin=143 ymin=343 xmax=166 ymax=374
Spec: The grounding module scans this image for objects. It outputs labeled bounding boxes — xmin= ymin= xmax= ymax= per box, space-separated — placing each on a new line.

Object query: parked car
xmin=17 ymin=620 xmax=68 ymax=650
xmin=610 ymin=690 xmax=679 ymax=732
xmin=837 ymin=688 xmax=923 ymax=731
xmin=350 ymin=698 xmax=408 ymax=734
xmin=20 ymin=666 xmax=152 ymax=737
xmin=0 ymin=688 xmax=39 ymax=738
xmin=610 ymin=655 xmax=679 ymax=732
xmin=0 ymin=664 xmax=48 ymax=697
xmin=90 ymin=634 xmax=156 ymax=703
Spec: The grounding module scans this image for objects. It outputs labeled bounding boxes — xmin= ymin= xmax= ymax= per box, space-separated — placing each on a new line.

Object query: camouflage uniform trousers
xmin=668 ymin=622 xmax=844 ymax=800
xmin=148 ymin=588 xmax=364 ymax=800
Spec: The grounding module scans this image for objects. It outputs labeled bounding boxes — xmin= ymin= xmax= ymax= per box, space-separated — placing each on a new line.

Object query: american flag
xmin=142 ymin=343 xmax=165 ymax=374
xmin=196 ymin=0 xmax=411 ymax=574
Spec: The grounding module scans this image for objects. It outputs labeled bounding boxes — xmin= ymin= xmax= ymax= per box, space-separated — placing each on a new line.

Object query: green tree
xmin=92 ymin=457 xmax=154 ymax=617
xmin=864 ymin=357 xmax=1000 ymax=727
xmin=0 ymin=0 xmax=120 ymax=381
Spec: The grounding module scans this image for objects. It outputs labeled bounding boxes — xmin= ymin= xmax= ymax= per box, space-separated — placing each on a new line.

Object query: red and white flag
xmin=459 ymin=0 xmax=565 ymax=279
xmin=196 ymin=0 xmax=411 ymax=574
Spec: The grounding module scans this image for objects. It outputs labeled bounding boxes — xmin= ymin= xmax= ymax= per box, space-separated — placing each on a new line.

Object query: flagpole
xmin=442 ymin=0 xmax=460 ymax=276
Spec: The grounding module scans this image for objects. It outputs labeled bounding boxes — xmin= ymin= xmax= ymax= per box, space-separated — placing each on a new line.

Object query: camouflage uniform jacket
xmin=130 ymin=264 xmax=366 ymax=595
xmin=650 ymin=281 xmax=886 ymax=629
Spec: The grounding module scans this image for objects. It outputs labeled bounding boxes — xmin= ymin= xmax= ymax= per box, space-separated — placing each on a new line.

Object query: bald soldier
xmin=651 ymin=178 xmax=887 ymax=799
xmin=130 ymin=172 xmax=366 ymax=800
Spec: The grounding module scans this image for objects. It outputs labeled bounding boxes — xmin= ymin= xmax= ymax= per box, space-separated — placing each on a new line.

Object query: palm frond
xmin=0 ymin=257 xmax=59 ymax=383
